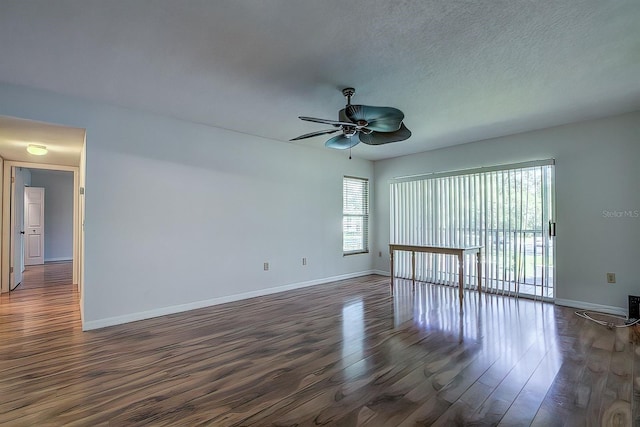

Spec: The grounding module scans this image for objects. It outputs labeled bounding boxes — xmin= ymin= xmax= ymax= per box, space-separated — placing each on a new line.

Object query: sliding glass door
xmin=390 ymin=161 xmax=555 ymax=299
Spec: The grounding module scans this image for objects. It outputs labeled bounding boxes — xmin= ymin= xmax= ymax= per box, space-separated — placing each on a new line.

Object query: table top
xmin=389 ymin=244 xmax=483 ymax=254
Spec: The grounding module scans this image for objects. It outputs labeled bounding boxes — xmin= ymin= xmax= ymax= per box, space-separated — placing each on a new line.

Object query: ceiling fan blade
xmin=325 ymin=134 xmax=360 ymax=149
xmin=299 ymin=116 xmax=355 ymax=127
xmin=358 ymin=123 xmax=412 ymax=145
xmin=346 ymin=105 xmax=404 ymax=132
xmin=290 ymin=128 xmax=341 ymax=141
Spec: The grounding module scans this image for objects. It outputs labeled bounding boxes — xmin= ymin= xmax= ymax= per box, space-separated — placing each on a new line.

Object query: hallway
xmin=13 ymin=261 xmax=73 ymax=291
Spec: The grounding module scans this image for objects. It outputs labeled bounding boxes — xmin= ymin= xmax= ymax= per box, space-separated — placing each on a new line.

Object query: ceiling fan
xmin=290 ymin=88 xmax=411 ymax=150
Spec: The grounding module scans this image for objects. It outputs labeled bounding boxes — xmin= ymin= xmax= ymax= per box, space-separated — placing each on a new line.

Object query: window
xmin=390 ymin=160 xmax=555 ymax=298
xmin=343 ymin=176 xmax=369 ymax=254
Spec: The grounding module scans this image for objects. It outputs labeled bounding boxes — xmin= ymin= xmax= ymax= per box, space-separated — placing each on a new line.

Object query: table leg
xmin=389 ymin=249 xmax=394 ymax=296
xmin=458 ymin=254 xmax=464 ymax=309
xmin=411 ymin=251 xmax=416 ymax=291
xmin=476 ymin=251 xmax=482 ymax=294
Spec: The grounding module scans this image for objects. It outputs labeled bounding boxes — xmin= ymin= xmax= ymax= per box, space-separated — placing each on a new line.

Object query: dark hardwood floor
xmin=0 ymin=266 xmax=637 ymax=426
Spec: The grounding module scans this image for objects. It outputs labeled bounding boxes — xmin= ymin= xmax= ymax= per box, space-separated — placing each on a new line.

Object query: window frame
xmin=389 ymin=159 xmax=555 ymax=298
xmin=343 ymin=176 xmax=369 ymax=255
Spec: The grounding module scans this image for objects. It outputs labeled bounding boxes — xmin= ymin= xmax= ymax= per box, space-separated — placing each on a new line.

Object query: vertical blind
xmin=390 ymin=161 xmax=555 ymax=298
xmin=343 ymin=176 xmax=369 ymax=254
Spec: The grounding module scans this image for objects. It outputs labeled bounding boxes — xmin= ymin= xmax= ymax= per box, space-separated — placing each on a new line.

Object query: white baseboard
xmin=555 ymin=298 xmax=627 ymax=317
xmin=372 ymin=269 xmax=390 ymax=277
xmin=45 ymin=257 xmax=72 ymax=262
xmin=82 ymin=270 xmax=377 ymax=331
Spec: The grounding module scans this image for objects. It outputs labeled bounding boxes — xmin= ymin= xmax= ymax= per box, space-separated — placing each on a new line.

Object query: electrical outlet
xmin=264 ymin=262 xmax=269 ymax=271
xmin=302 ymin=257 xmax=307 ymax=266
xmin=378 ymin=251 xmax=382 ymax=257
xmin=606 ymin=273 xmax=616 ymax=283
xmin=629 ymin=295 xmax=640 ymax=320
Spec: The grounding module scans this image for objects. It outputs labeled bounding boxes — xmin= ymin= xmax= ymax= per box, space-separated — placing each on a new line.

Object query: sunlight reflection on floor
xmin=392 ymin=278 xmax=562 ymax=370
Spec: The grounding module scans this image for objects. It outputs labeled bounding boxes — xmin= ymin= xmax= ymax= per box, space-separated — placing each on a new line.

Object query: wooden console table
xmin=389 ymin=244 xmax=483 ymax=308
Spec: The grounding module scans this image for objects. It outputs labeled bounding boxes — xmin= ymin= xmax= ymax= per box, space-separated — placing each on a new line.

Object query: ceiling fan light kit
xmin=291 ymin=88 xmax=411 ymax=152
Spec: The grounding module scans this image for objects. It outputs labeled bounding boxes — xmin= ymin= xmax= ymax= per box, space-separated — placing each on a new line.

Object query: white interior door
xmin=24 ymin=187 xmax=45 ymax=266
xmin=9 ymin=168 xmax=21 ymax=289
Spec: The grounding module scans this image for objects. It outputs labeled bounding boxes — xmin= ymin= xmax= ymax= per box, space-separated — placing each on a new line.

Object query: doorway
xmin=0 ymin=115 xmax=86 ymax=326
xmin=8 ymin=166 xmax=75 ymax=291
xmin=2 ymin=161 xmax=81 ymax=294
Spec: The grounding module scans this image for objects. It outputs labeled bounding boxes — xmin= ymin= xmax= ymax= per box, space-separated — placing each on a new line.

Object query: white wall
xmin=4 ymin=81 xmax=636 ymax=324
xmin=373 ymin=111 xmax=640 ymax=312
xmin=0 ymin=83 xmax=374 ymax=328
xmin=30 ymin=169 xmax=74 ymax=261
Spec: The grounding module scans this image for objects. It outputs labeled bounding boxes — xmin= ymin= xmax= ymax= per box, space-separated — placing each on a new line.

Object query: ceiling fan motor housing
xmin=343 ymin=126 xmax=357 ymax=137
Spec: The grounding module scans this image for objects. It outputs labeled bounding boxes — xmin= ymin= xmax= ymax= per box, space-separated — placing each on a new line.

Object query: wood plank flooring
xmin=0 ymin=266 xmax=637 ymax=426
xmin=14 ymin=261 xmax=73 ymax=291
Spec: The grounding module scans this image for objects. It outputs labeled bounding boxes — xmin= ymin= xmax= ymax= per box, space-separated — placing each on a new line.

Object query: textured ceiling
xmin=1 ymin=0 xmax=639 ymax=161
